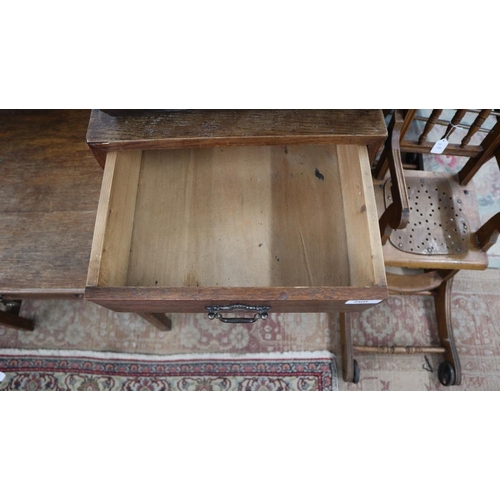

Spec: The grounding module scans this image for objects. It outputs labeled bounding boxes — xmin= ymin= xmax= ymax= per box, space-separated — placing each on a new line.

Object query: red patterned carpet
xmin=0 ymin=350 xmax=336 ymax=391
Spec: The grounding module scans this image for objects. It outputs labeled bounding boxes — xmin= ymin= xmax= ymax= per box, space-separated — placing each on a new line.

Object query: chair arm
xmin=476 ymin=212 xmax=500 ymax=252
xmin=378 ymin=110 xmax=410 ymax=244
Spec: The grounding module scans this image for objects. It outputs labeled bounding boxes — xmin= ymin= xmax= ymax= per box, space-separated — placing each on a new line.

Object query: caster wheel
xmin=438 ymin=361 xmax=456 ymax=386
xmin=352 ymin=359 xmax=360 ymax=384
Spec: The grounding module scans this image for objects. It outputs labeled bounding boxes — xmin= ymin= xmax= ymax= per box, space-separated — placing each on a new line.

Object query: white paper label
xmin=0 ymin=372 xmax=5 ymax=383
xmin=430 ymin=138 xmax=449 ymax=154
xmin=345 ymin=300 xmax=382 ymax=305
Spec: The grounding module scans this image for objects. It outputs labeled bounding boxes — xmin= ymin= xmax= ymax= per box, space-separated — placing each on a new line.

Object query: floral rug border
xmin=0 ymin=349 xmax=337 ymax=391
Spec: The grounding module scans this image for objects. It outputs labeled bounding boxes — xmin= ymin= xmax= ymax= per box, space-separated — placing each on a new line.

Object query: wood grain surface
xmin=86 ymin=150 xmax=142 ymax=288
xmin=86 ymin=110 xmax=387 ymax=167
xmin=401 ymin=140 xmax=483 ymax=157
xmin=127 ymin=145 xmax=351 ymax=288
xmin=86 ymin=144 xmax=387 ymax=311
xmin=84 ymin=285 xmax=388 ymax=313
xmin=0 ymin=110 xmax=101 ymax=295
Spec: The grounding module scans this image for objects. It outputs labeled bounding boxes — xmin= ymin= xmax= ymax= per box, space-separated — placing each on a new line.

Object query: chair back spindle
xmin=461 ymin=109 xmax=492 ymax=147
xmin=418 ymin=109 xmax=442 ymax=144
xmin=442 ymin=109 xmax=467 ymax=141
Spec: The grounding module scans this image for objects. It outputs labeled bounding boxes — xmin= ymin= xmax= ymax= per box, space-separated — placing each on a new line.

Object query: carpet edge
xmin=0 ymin=348 xmax=335 ymax=362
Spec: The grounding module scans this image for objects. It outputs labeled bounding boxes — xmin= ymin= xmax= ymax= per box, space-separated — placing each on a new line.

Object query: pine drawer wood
xmin=85 ymin=143 xmax=387 ymax=313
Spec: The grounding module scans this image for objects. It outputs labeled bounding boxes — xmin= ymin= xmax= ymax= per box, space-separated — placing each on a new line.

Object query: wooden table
xmin=0 ymin=110 xmax=101 ymax=296
xmin=0 ymin=110 xmax=388 ymax=331
xmin=0 ymin=110 xmax=102 ymax=329
xmin=85 ymin=110 xmax=388 ymax=325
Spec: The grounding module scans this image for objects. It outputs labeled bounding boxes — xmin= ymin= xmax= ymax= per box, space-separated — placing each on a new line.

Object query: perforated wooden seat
xmin=374 ymin=170 xmax=488 ymax=270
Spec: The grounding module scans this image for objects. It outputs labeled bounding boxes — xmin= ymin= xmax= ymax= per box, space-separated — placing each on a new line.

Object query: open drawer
xmin=85 ymin=143 xmax=387 ymax=315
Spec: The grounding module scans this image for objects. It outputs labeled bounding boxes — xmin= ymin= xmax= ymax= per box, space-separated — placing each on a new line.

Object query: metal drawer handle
xmin=206 ymin=304 xmax=271 ymax=324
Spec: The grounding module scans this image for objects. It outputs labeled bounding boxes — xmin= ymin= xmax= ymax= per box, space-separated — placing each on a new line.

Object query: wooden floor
xmin=0 ymin=110 xmax=102 ymax=295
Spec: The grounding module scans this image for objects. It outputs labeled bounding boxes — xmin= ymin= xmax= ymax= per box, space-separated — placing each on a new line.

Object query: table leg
xmin=138 ymin=313 xmax=172 ymax=331
xmin=0 ymin=300 xmax=34 ymax=331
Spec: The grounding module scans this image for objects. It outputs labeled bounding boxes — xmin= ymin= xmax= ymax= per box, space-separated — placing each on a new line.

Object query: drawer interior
xmin=87 ymin=144 xmax=385 ymax=292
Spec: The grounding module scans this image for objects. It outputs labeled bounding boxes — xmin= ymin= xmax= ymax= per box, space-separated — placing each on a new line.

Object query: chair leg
xmin=340 ymin=313 xmax=359 ymax=383
xmin=434 ymin=278 xmax=461 ymax=386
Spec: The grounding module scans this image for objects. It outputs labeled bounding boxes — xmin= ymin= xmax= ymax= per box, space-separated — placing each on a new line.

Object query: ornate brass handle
xmin=206 ymin=304 xmax=271 ymax=324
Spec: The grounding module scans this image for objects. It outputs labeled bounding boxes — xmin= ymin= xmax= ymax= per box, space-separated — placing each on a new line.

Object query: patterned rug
xmin=0 ymin=350 xmax=337 ymax=391
xmin=1 ymin=269 xmax=499 ymax=390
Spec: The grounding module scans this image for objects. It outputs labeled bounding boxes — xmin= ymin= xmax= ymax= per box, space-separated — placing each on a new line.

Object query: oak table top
xmin=87 ymin=109 xmax=386 ymax=166
xmin=0 ymin=110 xmax=101 ymax=297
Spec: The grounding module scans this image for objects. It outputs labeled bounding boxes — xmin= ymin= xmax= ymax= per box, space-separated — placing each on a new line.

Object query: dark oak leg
xmin=434 ymin=278 xmax=462 ymax=386
xmin=0 ymin=300 xmax=34 ymax=331
xmin=476 ymin=212 xmax=500 ymax=252
xmin=459 ymin=120 xmax=500 ymax=185
xmin=138 ymin=313 xmax=172 ymax=331
xmin=340 ymin=313 xmax=358 ymax=383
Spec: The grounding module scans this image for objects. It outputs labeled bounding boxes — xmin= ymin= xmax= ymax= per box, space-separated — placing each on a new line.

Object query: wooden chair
xmin=341 ymin=109 xmax=500 ymax=386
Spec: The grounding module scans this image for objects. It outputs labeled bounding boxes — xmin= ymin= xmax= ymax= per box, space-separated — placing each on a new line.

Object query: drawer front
xmin=85 ymin=286 xmax=388 ymax=314
xmin=85 ymin=144 xmax=387 ymax=311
